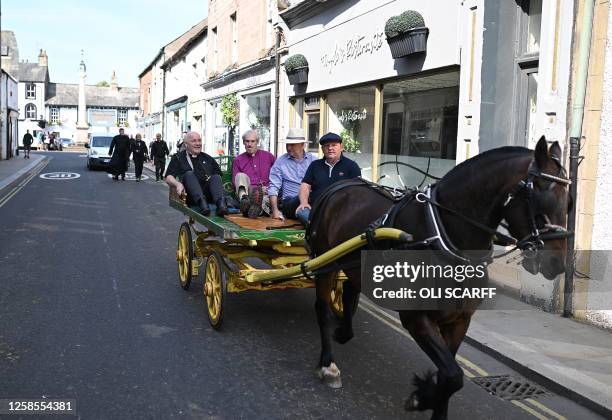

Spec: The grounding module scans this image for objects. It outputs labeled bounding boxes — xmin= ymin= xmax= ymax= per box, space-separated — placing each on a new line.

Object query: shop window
xmin=379 ymin=74 xmax=459 ymax=188
xmin=245 ymin=91 xmax=271 ymax=151
xmin=327 ymin=87 xmax=376 ymax=180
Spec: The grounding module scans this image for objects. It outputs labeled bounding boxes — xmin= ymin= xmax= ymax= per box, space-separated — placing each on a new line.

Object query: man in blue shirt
xmin=268 ymin=128 xmax=316 ymax=221
xmin=297 ymin=132 xmax=361 ymax=224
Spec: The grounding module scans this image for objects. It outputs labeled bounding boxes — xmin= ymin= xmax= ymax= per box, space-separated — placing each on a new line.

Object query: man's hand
xmin=175 ymin=182 xmax=185 ymax=197
xmin=272 ymin=208 xmax=284 ymax=220
xmin=295 ymin=203 xmax=311 ymax=215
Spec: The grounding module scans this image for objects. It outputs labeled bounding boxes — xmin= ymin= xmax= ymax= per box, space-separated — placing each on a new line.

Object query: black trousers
xmin=281 ymin=196 xmax=300 ymax=219
xmin=154 ymin=158 xmax=165 ymax=179
xmin=182 ymin=172 xmax=224 ymax=205
xmin=134 ymin=159 xmax=144 ymax=178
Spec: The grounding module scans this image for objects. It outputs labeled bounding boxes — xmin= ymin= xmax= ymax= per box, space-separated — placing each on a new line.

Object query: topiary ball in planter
xmin=385 ymin=10 xmax=429 ymax=58
xmin=285 ymin=54 xmax=309 ymax=85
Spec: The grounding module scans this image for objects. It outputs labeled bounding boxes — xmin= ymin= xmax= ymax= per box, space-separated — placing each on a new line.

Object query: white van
xmin=85 ymin=135 xmax=113 ymax=170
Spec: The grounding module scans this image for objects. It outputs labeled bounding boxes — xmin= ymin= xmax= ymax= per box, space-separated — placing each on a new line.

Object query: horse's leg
xmin=400 ymin=312 xmax=464 ymax=420
xmin=315 ymin=272 xmax=342 ymax=388
xmin=439 ymin=313 xmax=472 ymax=357
xmin=333 ymin=268 xmax=361 ymax=344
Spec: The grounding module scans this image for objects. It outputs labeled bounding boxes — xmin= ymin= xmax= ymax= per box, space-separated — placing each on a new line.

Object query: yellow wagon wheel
xmin=176 ymin=222 xmax=193 ymax=290
xmin=330 ymin=275 xmax=344 ymax=319
xmin=203 ymin=251 xmax=226 ymax=330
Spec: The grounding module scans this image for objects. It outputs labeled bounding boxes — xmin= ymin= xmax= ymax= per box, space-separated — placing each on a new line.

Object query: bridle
xmin=502 ymin=158 xmax=573 ymax=256
xmin=379 ymin=157 xmax=574 ymax=264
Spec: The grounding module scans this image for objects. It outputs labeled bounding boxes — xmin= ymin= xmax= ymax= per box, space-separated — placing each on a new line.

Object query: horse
xmin=306 ymin=136 xmax=572 ymax=420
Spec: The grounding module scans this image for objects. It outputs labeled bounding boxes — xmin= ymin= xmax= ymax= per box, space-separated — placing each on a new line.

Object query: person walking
xmin=131 ymin=133 xmax=149 ymax=181
xmin=150 ymin=133 xmax=170 ymax=181
xmin=108 ymin=128 xmax=131 ymax=181
xmin=22 ymin=130 xmax=34 ymax=159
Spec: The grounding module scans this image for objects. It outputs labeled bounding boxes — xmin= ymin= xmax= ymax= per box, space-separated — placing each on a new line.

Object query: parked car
xmin=59 ymin=138 xmax=75 ymax=149
xmin=86 ymin=135 xmax=113 ymax=170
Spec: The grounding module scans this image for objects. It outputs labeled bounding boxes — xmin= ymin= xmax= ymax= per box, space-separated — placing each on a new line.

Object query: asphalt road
xmin=0 ymin=151 xmax=603 ymax=419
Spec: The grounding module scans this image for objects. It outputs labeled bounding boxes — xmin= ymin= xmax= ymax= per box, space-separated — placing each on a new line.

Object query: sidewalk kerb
xmin=0 ymin=155 xmax=45 ymax=192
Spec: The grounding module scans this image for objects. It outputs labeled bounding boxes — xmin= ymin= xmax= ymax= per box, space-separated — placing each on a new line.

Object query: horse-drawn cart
xmin=169 ymin=187 xmax=411 ymax=329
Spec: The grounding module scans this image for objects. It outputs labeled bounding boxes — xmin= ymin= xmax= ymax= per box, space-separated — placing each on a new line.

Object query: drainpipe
xmin=563 ymin=0 xmax=595 ymax=318
xmin=162 ymin=58 xmax=167 ymax=147
xmin=274 ymin=27 xmax=281 ymax=156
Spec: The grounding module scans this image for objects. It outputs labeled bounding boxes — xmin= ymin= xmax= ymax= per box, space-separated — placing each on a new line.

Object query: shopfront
xmin=282 ymin=0 xmax=464 ymax=188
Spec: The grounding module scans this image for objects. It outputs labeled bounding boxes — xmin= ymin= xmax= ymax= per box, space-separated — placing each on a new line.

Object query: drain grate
xmin=471 ymin=375 xmax=548 ymax=401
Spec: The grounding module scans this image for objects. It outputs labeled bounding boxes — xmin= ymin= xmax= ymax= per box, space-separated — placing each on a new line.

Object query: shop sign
xmin=320 ymin=29 xmax=385 ymax=74
xmin=338 ymin=108 xmax=368 ymax=123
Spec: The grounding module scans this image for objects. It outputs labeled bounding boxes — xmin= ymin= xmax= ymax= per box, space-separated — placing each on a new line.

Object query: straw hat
xmin=284 ymin=128 xmax=307 ymax=144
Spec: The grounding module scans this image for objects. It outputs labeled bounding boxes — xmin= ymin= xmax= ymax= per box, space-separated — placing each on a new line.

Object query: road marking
xmin=40 ymin=172 xmax=80 ymax=180
xmin=525 ymin=399 xmax=567 ymax=420
xmin=511 ymin=400 xmax=551 ymax=420
xmin=358 ymin=298 xmax=566 ymax=420
xmin=106 ymin=173 xmax=149 ymax=181
xmin=0 ymin=160 xmax=48 ymax=208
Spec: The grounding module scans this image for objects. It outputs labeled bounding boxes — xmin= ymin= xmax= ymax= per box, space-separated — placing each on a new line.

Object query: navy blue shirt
xmin=302 ymin=154 xmax=361 ymax=205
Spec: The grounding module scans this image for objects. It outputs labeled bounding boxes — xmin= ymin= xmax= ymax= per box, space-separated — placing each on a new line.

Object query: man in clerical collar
xmin=268 ymin=128 xmax=316 ymax=222
xmin=296 ymin=132 xmax=361 ymax=225
xmin=232 ymin=129 xmax=276 ymax=218
xmin=165 ymin=131 xmax=228 ymax=216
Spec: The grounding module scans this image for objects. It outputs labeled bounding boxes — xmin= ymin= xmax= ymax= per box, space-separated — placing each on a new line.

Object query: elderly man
xmin=268 ymin=128 xmax=316 ymax=222
xmin=297 ymin=132 xmax=361 ymax=225
xmin=150 ymin=133 xmax=170 ymax=181
xmin=232 ymin=129 xmax=276 ymax=218
xmin=165 ymin=131 xmax=228 ymax=217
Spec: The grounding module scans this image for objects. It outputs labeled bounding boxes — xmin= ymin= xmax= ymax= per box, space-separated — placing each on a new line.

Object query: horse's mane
xmin=439 ymin=146 xmax=532 ymax=186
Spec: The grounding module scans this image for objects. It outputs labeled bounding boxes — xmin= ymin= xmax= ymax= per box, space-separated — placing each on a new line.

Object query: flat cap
xmin=319 ymin=132 xmax=342 ymax=145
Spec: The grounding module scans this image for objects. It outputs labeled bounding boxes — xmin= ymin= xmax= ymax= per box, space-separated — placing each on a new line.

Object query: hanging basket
xmin=387 ymin=27 xmax=429 ymax=58
xmin=287 ymin=66 xmax=309 ymax=85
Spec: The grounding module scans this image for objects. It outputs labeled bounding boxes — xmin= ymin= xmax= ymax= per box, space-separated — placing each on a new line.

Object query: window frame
xmin=25 ymin=83 xmax=36 ymax=99
xmin=25 ymin=103 xmax=37 ymax=119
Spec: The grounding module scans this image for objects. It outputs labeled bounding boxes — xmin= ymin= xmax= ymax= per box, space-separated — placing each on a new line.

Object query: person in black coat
xmin=108 ymin=128 xmax=131 ymax=180
xmin=150 ymin=133 xmax=170 ymax=182
xmin=131 ymin=133 xmax=149 ymax=181
xmin=165 ymin=131 xmax=228 ymax=216
xmin=22 ymin=130 xmax=34 ymax=158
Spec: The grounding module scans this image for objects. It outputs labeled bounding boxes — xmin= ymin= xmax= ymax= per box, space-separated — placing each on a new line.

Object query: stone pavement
xmin=1 ymin=153 xmax=611 ymax=416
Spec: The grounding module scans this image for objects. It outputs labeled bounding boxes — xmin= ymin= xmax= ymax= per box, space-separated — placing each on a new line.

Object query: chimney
xmin=38 ymin=49 xmax=48 ymax=67
xmin=110 ymin=70 xmax=118 ymax=91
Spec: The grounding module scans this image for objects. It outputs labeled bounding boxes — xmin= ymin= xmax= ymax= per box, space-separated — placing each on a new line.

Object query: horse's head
xmin=502 ymin=136 xmax=572 ymax=280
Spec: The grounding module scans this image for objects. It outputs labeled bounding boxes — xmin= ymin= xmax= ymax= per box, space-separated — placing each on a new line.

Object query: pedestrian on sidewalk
xmin=22 ymin=130 xmax=33 ymax=159
xmin=131 ymin=133 xmax=149 ymax=181
xmin=150 ymin=133 xmax=169 ymax=182
xmin=108 ymin=128 xmax=131 ymax=181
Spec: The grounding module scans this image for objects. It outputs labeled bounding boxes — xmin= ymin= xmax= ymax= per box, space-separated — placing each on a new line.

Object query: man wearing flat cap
xmin=296 ymin=132 xmax=361 ymax=224
xmin=268 ymin=128 xmax=316 ymax=221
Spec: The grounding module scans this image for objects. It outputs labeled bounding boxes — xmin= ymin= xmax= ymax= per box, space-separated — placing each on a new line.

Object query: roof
xmin=280 ymin=0 xmax=344 ymax=28
xmin=139 ymin=18 xmax=207 ymax=78
xmin=16 ymin=62 xmax=48 ymax=82
xmin=45 ymin=83 xmax=139 ymax=108
xmin=162 ymin=21 xmax=207 ymax=69
xmin=1 ymin=30 xmax=20 ymax=75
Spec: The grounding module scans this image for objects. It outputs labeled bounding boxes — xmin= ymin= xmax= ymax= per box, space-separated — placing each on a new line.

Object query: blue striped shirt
xmin=268 ymin=152 xmax=316 ymax=198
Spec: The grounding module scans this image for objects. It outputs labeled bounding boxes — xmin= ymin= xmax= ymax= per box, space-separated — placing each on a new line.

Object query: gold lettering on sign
xmin=321 ymin=30 xmax=385 ymax=74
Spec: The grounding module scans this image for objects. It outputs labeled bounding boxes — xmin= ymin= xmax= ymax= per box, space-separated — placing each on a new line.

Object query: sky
xmin=1 ymin=0 xmax=208 ymax=87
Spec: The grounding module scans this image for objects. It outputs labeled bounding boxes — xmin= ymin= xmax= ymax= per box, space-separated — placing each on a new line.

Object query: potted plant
xmin=285 ymin=54 xmax=309 ymax=85
xmin=385 ymin=10 xmax=429 ymax=58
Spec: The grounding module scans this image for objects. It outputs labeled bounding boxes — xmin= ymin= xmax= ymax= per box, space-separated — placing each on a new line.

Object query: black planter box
xmin=287 ymin=67 xmax=309 ymax=85
xmin=387 ymin=27 xmax=429 ymax=58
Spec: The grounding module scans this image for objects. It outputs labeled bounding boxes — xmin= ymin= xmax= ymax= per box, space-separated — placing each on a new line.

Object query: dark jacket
xmin=22 ymin=133 xmax=33 ymax=146
xmin=131 ymin=140 xmax=148 ymax=161
xmin=108 ymin=134 xmax=131 ymax=175
xmin=151 ymin=140 xmax=170 ymax=160
xmin=165 ymin=150 xmax=222 ymax=181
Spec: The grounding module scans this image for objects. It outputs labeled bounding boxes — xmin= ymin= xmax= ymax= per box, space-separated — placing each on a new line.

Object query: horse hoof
xmin=404 ymin=393 xmax=420 ymax=411
xmin=318 ymin=362 xmax=342 ymax=389
xmin=333 ymin=327 xmax=354 ymax=344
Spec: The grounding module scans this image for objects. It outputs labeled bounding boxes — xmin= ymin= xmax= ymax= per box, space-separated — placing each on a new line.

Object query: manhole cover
xmin=471 ymin=375 xmax=548 ymax=401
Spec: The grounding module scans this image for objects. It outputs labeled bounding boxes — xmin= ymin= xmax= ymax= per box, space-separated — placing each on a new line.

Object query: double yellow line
xmin=358 ymin=298 xmax=567 ymax=420
xmin=0 ymin=159 xmax=49 ymax=208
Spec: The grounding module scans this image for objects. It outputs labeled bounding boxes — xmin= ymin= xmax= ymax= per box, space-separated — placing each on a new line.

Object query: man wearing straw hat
xmin=268 ymin=128 xmax=316 ymax=223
